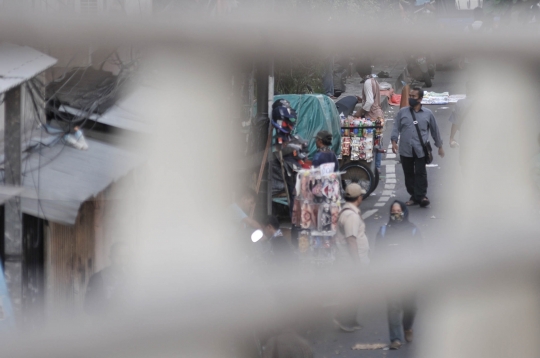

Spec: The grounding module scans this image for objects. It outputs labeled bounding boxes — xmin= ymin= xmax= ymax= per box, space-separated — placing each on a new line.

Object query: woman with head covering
xmin=312 ymin=130 xmax=339 ymax=172
xmin=375 ymin=201 xmax=423 ymax=350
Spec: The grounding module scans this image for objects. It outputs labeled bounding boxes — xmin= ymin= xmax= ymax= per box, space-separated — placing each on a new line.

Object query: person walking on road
xmin=449 ymin=81 xmax=475 ymax=170
xmin=333 ymin=183 xmax=370 ymax=332
xmin=391 ymin=87 xmax=444 ymax=207
xmin=322 ymin=55 xmax=335 ymax=99
xmin=354 ymin=65 xmax=384 ymax=121
xmin=354 ymin=65 xmax=386 ymax=172
xmin=375 ymin=201 xmax=422 ymax=350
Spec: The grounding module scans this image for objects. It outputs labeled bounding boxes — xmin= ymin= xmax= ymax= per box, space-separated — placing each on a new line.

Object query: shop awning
xmin=0 ymin=138 xmax=143 ymax=226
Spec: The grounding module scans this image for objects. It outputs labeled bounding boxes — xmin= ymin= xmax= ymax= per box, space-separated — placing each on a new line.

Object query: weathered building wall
xmin=44 ymin=200 xmax=96 ymax=316
xmin=95 ymin=169 xmax=143 ymax=271
xmin=44 ymin=168 xmax=142 ymax=316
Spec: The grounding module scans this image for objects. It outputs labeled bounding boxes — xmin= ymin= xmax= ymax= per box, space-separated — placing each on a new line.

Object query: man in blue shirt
xmin=312 ymin=130 xmax=339 ymax=172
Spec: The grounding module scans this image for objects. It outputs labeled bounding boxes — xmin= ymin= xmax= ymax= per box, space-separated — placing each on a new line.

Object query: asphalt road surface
xmin=309 ymin=62 xmax=468 ymax=358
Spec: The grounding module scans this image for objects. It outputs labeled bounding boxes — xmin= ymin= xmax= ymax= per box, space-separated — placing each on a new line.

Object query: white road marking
xmin=362 ymin=209 xmax=378 ymax=220
xmin=369 ymin=125 xmax=399 ymax=215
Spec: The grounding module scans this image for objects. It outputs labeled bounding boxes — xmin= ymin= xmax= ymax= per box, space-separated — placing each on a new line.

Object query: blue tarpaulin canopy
xmin=273 ymin=94 xmax=341 ymax=158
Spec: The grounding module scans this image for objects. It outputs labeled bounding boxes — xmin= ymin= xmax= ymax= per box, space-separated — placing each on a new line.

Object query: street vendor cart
xmin=338 ymin=116 xmax=384 ymax=198
xmin=271 ymin=94 xmax=382 ymax=205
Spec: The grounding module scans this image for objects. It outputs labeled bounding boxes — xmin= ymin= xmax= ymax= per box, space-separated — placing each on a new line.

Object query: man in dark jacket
xmin=84 ymin=242 xmax=129 ymax=317
xmin=376 ymin=201 xmax=422 ymax=350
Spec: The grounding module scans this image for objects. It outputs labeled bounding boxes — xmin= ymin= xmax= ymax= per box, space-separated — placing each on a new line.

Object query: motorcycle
xmin=406 ymin=53 xmax=435 ymax=88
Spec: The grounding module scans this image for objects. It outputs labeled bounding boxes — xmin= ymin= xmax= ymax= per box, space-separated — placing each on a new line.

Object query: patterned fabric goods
xmin=294 ymin=167 xmax=344 ymax=264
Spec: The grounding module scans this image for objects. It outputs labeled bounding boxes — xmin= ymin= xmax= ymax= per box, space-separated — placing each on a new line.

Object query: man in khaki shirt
xmin=336 ymin=184 xmax=370 ymax=266
xmin=333 ymin=183 xmax=370 ymax=332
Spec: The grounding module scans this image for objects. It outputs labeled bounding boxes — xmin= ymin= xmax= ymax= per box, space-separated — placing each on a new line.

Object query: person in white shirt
xmin=354 ymin=66 xmax=386 ymax=171
xmin=354 ymin=70 xmax=383 ymax=120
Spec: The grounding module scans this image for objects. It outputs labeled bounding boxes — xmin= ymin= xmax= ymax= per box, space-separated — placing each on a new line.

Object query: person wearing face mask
xmin=312 ymin=130 xmax=340 ymax=172
xmin=391 ymin=87 xmax=444 ymax=208
xmin=375 ymin=201 xmax=423 ymax=350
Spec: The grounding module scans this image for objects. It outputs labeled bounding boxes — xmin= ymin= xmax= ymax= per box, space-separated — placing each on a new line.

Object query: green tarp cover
xmin=274 ymin=94 xmax=341 ymax=159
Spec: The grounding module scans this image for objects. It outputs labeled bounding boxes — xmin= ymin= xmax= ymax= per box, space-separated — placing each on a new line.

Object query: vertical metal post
xmin=255 ymin=59 xmax=269 ymax=220
xmin=266 ymin=58 xmax=274 ymax=216
xmin=256 ymin=63 xmax=269 ymax=119
xmin=4 ymin=85 xmax=23 ymax=320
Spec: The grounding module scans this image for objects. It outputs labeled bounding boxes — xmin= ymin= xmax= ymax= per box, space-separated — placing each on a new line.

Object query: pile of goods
xmin=338 ymin=115 xmax=384 ymax=163
xmin=421 ymin=91 xmax=449 ymax=105
xmin=448 ymin=94 xmax=466 ymax=103
xmin=292 ymin=168 xmax=343 ymax=264
xmin=421 ymin=92 xmax=467 ymax=105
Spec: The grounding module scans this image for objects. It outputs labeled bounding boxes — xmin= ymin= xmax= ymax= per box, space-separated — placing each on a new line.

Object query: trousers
xmin=322 ymin=56 xmax=334 ymax=96
xmin=387 ymin=295 xmax=417 ymax=342
xmin=400 ymin=152 xmax=428 ymax=202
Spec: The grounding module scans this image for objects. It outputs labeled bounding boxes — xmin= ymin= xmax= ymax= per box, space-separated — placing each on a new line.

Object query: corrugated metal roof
xmin=59 ymin=84 xmax=154 ymax=133
xmin=93 ymin=85 xmax=153 ymax=132
xmin=1 ymin=138 xmax=143 ymax=226
xmin=0 ymin=43 xmax=57 ymax=94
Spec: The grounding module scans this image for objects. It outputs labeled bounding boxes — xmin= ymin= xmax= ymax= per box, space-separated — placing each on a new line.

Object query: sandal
xmin=405 ymin=200 xmax=418 ymax=206
xmin=419 ymin=197 xmax=430 ymax=208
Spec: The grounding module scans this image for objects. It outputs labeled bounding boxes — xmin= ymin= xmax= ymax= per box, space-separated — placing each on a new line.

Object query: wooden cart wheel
xmin=340 ymin=161 xmax=377 ymax=199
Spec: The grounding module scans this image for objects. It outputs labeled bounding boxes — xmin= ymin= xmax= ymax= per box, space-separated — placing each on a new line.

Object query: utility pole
xmin=0 ymin=43 xmax=57 ymax=324
xmin=4 ymin=85 xmax=23 ymax=320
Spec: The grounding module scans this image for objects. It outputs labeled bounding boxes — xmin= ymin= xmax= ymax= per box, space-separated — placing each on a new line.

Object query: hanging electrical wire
xmin=44 ymin=51 xmax=137 ymax=130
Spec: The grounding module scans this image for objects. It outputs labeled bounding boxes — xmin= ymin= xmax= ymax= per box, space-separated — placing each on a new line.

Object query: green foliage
xmin=272 ymin=0 xmax=397 ymax=94
xmin=274 ymin=56 xmax=325 ymax=95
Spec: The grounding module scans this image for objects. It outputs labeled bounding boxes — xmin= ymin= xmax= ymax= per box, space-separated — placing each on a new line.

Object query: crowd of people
xmin=222 ymin=51 xmax=450 ymax=354
xmin=84 ymin=71 xmax=441 ymax=355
